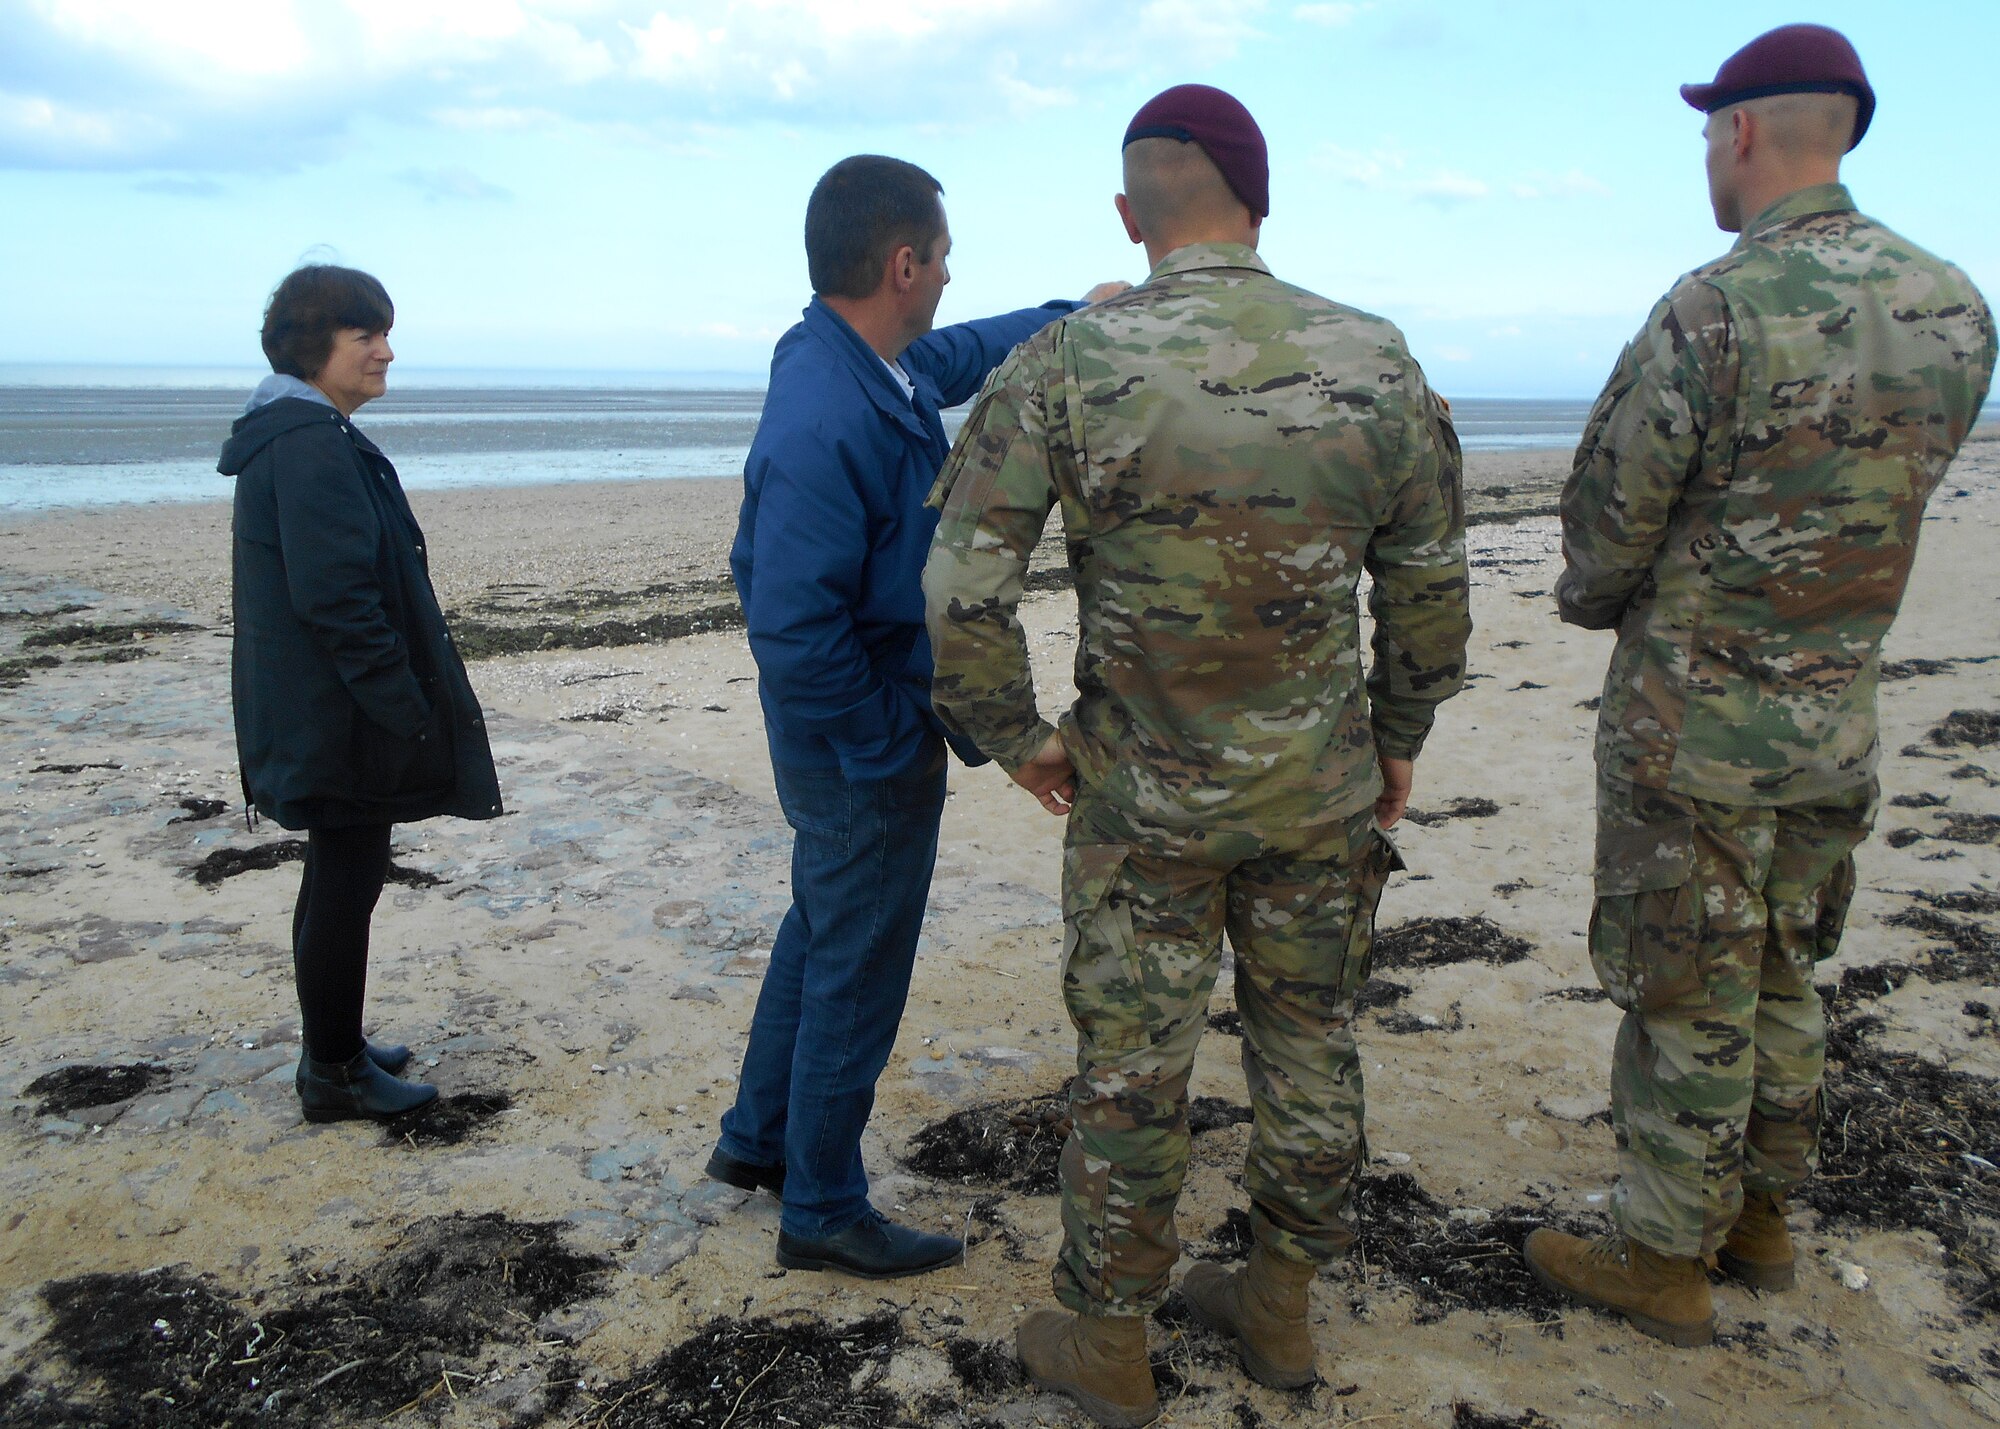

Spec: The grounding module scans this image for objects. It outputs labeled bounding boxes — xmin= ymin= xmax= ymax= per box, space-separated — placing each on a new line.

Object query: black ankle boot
xmin=297 ymin=1051 xmax=438 ymax=1122
xmin=365 ymin=1039 xmax=413 ymax=1075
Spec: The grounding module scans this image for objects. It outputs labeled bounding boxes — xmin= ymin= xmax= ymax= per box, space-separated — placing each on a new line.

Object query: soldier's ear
xmin=1114 ymin=193 xmax=1144 ymax=246
xmin=1731 ymin=106 xmax=1756 ymax=162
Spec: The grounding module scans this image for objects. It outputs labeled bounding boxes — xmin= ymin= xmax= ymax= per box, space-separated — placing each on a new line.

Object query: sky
xmin=2 ymin=0 xmax=1996 ymax=397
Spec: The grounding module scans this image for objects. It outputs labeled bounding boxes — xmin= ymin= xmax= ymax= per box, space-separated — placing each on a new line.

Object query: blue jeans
xmin=717 ymin=744 xmax=948 ymax=1237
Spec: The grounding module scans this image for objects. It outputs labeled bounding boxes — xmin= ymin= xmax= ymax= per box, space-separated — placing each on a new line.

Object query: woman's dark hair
xmin=260 ymin=264 xmax=395 ymax=380
xmin=805 ymin=155 xmax=945 ymax=300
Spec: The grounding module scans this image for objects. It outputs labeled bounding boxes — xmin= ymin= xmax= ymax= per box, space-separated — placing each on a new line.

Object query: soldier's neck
xmin=1144 ymin=220 xmax=1261 ymax=270
xmin=1730 ymin=162 xmax=1843 ymax=234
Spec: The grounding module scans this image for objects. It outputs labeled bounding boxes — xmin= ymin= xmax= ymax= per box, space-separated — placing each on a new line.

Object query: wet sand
xmin=1 ymin=439 xmax=1996 ymax=1428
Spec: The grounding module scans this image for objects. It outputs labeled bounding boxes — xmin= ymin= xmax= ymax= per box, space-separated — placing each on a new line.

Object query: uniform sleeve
xmin=1557 ymin=280 xmax=1735 ymax=630
xmin=1365 ymin=374 xmax=1472 ymax=761
xmin=271 ymin=426 xmax=430 ymax=739
xmin=743 ymin=423 xmax=933 ymax=776
xmin=901 ymin=302 xmax=1077 ymax=407
xmin=921 ymin=341 xmax=1063 ymax=772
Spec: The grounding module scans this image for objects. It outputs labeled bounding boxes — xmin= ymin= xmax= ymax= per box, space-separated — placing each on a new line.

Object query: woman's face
xmin=312 ymin=327 xmax=394 ymax=415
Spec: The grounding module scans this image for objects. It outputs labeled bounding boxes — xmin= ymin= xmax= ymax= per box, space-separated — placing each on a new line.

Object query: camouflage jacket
xmin=1559 ymin=184 xmax=1996 ymax=805
xmin=923 ymin=242 xmax=1470 ymax=834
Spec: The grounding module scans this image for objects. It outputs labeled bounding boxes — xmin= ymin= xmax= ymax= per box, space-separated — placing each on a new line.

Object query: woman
xmin=219 ymin=264 xmax=503 ymax=1122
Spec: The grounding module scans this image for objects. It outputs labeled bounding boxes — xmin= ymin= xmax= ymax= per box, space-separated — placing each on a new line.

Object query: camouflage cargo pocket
xmin=1812 ymin=852 xmax=1857 ymax=962
xmin=1589 ymin=816 xmax=1701 ymax=1013
xmin=1335 ymin=829 xmax=1407 ymax=1002
xmin=1060 ymin=841 xmax=1146 ymax=1053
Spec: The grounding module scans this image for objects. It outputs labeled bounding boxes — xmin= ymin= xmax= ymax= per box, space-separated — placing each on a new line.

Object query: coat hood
xmin=218 ymin=393 xmax=351 ymax=476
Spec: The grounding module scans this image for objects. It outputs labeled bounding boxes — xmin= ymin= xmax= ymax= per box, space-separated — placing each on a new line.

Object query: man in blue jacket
xmin=706 ymin=153 xmax=1125 ymax=1278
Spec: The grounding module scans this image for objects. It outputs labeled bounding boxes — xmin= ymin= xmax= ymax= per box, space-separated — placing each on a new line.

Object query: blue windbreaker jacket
xmin=732 ymin=296 xmax=1075 ymax=780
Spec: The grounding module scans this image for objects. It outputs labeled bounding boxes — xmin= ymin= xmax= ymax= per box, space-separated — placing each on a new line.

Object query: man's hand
xmin=1011 ymin=730 xmax=1076 ymax=815
xmin=1374 ymin=755 xmax=1413 ymax=829
xmin=1081 ymin=281 xmax=1132 ymax=305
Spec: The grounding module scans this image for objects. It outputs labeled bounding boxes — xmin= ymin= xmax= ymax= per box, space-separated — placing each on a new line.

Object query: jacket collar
xmin=1146 ymin=241 xmax=1271 ymax=283
xmin=1740 ymin=182 xmax=1855 ymax=244
xmin=801 ymin=297 xmax=934 ymax=438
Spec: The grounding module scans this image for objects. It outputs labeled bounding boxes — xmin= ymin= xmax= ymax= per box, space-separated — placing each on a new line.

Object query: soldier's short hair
xmin=805 ymin=155 xmax=945 ymax=300
xmin=260 ymin=264 xmax=394 ymax=381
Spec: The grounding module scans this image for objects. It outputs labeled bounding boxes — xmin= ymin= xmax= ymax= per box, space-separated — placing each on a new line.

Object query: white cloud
xmin=2 ymin=0 xmax=1268 ymax=170
xmin=1436 ymin=344 xmax=1473 ymax=362
xmin=1407 ymin=170 xmax=1489 ymax=205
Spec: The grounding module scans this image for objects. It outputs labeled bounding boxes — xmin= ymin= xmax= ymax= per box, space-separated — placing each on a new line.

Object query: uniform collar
xmin=1740 ymin=182 xmax=1855 ymax=242
xmin=1146 ymin=241 xmax=1270 ymax=283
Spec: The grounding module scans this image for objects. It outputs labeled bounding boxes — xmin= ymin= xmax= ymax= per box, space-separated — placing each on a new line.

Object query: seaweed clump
xmin=1373 ymin=916 xmax=1533 ymax=971
xmin=567 ymin=1311 xmax=911 ymax=1429
xmin=24 ymin=1063 xmax=169 ymax=1117
xmin=7 ymin=1214 xmax=608 ymax=1427
xmin=1808 ymin=1017 xmax=2000 ymax=1316
xmin=1349 ymin=1173 xmax=1609 ymax=1327
xmin=908 ymin=1087 xmax=1251 ymax=1195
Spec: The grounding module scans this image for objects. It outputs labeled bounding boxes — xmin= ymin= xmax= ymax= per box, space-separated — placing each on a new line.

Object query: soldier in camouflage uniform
xmin=923 ymin=85 xmax=1469 ymax=1425
xmin=1526 ymin=24 xmax=1997 ymax=1347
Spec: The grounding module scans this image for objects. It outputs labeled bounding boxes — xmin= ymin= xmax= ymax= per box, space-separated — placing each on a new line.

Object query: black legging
xmin=291 ymin=824 xmax=393 ymax=1063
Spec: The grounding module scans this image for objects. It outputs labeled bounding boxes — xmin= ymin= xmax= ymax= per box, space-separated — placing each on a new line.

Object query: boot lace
xmin=1579 ymin=1234 xmax=1629 ymax=1268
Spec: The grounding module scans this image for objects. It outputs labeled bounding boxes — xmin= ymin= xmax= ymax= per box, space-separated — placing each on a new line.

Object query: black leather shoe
xmin=705 ymin=1147 xmax=786 ymax=1200
xmin=365 ymin=1040 xmax=412 ymax=1076
xmin=776 ymin=1210 xmax=964 ymax=1279
xmin=296 ymin=1051 xmax=438 ymax=1122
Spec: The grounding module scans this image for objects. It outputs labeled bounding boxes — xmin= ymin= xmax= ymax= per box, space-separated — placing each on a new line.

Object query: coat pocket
xmin=400 ymin=689 xmax=456 ymax=794
xmin=1589 ymin=815 xmax=1701 ymax=1013
xmin=351 ymin=714 xmax=419 ymax=800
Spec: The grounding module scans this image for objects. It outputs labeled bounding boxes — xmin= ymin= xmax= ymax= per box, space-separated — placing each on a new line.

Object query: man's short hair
xmin=804 ymin=155 xmax=945 ymax=300
xmin=260 ymin=264 xmax=394 ymax=380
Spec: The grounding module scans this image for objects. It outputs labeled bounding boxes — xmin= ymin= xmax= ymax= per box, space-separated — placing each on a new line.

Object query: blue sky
xmin=2 ymin=0 xmax=1994 ymax=396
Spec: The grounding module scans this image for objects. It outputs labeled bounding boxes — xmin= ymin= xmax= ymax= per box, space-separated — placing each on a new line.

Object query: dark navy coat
xmin=731 ymin=298 xmax=1074 ymax=781
xmin=221 ymin=397 xmax=503 ymax=830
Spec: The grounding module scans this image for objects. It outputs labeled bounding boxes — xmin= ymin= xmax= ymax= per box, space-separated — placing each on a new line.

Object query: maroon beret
xmin=1123 ymin=83 xmax=1269 ymax=218
xmin=1680 ymin=23 xmax=1874 ymax=151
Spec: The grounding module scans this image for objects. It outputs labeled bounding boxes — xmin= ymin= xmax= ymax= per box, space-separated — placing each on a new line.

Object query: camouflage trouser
xmin=1590 ymin=774 xmax=1876 ymax=1259
xmin=1052 ymin=786 xmax=1400 ymax=1316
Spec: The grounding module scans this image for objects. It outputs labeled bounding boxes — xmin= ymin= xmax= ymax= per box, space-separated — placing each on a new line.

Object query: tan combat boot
xmin=1180 ymin=1246 xmax=1319 ymax=1388
xmin=1523 ymin=1229 xmax=1715 ymax=1347
xmin=1015 ymin=1308 xmax=1157 ymax=1428
xmin=1716 ymin=1189 xmax=1796 ymax=1291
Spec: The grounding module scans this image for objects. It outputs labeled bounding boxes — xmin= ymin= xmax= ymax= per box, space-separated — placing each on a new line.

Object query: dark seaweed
xmin=1808 ymin=1018 xmax=2000 ymax=1315
xmin=1928 ymin=709 xmax=2000 ymax=750
xmin=7 ymin=1214 xmax=608 ymax=1427
xmin=382 ymin=1091 xmax=514 ymax=1147
xmin=909 ymin=1087 xmax=1250 ymax=1195
xmin=563 ymin=1311 xmax=912 ymax=1429
xmin=1403 ymin=797 xmax=1501 ymax=828
xmin=22 ymin=619 xmax=198 ymax=649
xmin=1373 ymin=916 xmax=1534 ymax=970
xmin=24 ymin=1063 xmax=169 ymax=1117
xmin=1352 ymin=1173 xmax=1610 ymax=1326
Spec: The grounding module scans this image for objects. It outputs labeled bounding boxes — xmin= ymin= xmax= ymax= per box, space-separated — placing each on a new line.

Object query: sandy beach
xmin=1 ymin=436 xmax=1996 ymax=1428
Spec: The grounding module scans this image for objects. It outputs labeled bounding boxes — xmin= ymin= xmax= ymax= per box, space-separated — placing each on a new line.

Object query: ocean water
xmin=0 ymin=376 xmax=1593 ymax=513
